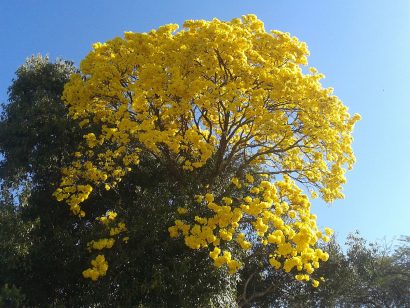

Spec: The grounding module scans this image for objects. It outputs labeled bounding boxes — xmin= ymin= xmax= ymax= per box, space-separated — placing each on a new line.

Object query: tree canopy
xmin=54 ymin=14 xmax=360 ymax=287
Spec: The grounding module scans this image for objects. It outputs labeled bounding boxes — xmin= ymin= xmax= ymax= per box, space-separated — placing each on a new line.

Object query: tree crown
xmin=54 ymin=15 xmax=360 ymax=286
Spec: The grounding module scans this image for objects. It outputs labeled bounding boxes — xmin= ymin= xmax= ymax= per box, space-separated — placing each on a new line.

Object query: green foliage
xmin=341 ymin=232 xmax=410 ymax=307
xmin=81 ymin=158 xmax=238 ymax=306
xmin=0 ymin=284 xmax=25 ymax=308
xmin=235 ymin=232 xmax=410 ymax=307
xmin=0 ymin=199 xmax=32 ymax=289
xmin=0 ymin=55 xmax=78 ymax=185
xmin=0 ymin=55 xmax=89 ymax=306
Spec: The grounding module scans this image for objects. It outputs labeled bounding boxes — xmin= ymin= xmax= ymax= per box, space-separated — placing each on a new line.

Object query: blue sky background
xmin=1 ymin=0 xmax=409 ymax=246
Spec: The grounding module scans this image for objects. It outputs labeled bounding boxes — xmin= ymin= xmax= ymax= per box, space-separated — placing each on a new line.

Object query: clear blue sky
xmin=1 ymin=0 xmax=409 ymax=245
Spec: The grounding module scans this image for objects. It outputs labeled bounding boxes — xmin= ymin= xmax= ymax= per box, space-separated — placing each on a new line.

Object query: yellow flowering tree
xmin=55 ymin=15 xmax=359 ymax=289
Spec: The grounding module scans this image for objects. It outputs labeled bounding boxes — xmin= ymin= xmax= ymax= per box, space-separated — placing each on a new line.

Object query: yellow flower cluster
xmin=88 ymin=238 xmax=115 ymax=250
xmin=210 ymin=247 xmax=241 ymax=274
xmin=83 ymin=211 xmax=128 ymax=281
xmin=110 ymin=222 xmax=127 ymax=236
xmin=54 ymin=14 xmax=359 ymax=284
xmin=98 ymin=210 xmax=117 ymax=224
xmin=169 ymin=175 xmax=332 ymax=284
xmin=82 ymin=255 xmax=108 ymax=281
xmin=236 ymin=233 xmax=252 ymax=250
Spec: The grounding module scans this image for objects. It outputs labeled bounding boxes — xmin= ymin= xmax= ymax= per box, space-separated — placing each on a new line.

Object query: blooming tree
xmin=54 ymin=15 xmax=359 ymax=287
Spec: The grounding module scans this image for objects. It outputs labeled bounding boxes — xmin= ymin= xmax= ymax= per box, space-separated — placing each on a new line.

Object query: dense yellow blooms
xmin=88 ymin=238 xmax=115 ymax=250
xmin=169 ymin=175 xmax=333 ymax=282
xmin=54 ymin=15 xmax=359 ymax=284
xmin=82 ymin=255 xmax=108 ymax=281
